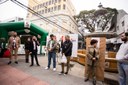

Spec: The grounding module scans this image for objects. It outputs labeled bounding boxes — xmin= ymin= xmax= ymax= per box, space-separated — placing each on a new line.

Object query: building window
xmin=49 ymin=1 xmax=51 ymax=5
xmin=43 ymin=3 xmax=45 ymax=6
xmin=33 ymin=7 xmax=35 ymax=10
xmin=122 ymin=21 xmax=124 ymax=27
xmin=37 ymin=5 xmax=40 ymax=9
xmin=45 ymin=8 xmax=47 ymax=13
xmin=48 ymin=8 xmax=51 ymax=12
xmin=39 ymin=11 xmax=41 ymax=14
xmin=41 ymin=10 xmax=44 ymax=14
xmin=46 ymin=2 xmax=48 ymax=6
xmin=52 ymin=0 xmax=54 ymax=4
xmin=58 ymin=0 xmax=61 ymax=3
xmin=39 ymin=4 xmax=42 ymax=9
xmin=58 ymin=5 xmax=61 ymax=10
xmin=54 ymin=6 xmax=57 ymax=11
xmin=51 ymin=7 xmax=53 ymax=12
xmin=55 ymin=0 xmax=57 ymax=3
xmin=63 ymin=4 xmax=66 ymax=9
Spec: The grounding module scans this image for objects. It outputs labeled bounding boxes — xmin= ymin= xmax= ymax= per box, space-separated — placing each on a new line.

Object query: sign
xmin=24 ymin=21 xmax=31 ymax=28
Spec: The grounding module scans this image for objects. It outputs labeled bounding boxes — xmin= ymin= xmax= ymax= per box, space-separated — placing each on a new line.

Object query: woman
xmin=85 ymin=39 xmax=99 ymax=85
xmin=29 ymin=36 xmax=40 ymax=66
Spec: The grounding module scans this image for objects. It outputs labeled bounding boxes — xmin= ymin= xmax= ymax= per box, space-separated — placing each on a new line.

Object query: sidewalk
xmin=0 ymin=55 xmax=119 ymax=85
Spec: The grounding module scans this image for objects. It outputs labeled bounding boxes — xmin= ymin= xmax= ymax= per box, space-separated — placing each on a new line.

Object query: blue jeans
xmin=118 ymin=62 xmax=128 ymax=85
xmin=48 ymin=52 xmax=56 ymax=68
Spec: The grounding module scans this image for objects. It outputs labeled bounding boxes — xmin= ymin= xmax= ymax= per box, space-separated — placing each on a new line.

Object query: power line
xmin=0 ymin=0 xmax=9 ymax=5
xmin=11 ymin=0 xmax=71 ymax=33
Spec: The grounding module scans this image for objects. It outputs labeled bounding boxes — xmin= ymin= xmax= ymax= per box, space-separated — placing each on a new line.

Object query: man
xmin=29 ymin=36 xmax=40 ymax=66
xmin=24 ymin=37 xmax=31 ymax=63
xmin=45 ymin=34 xmax=57 ymax=71
xmin=59 ymin=35 xmax=73 ymax=75
xmin=8 ymin=32 xmax=21 ymax=64
xmin=116 ymin=33 xmax=128 ymax=85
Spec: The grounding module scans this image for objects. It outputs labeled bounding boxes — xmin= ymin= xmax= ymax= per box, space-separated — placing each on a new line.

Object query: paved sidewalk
xmin=0 ymin=55 xmax=119 ymax=85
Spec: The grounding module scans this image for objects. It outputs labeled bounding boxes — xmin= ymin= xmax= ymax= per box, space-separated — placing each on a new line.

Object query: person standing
xmin=45 ymin=34 xmax=57 ymax=71
xmin=29 ymin=36 xmax=40 ymax=66
xmin=59 ymin=35 xmax=73 ymax=75
xmin=8 ymin=32 xmax=21 ymax=64
xmin=0 ymin=38 xmax=6 ymax=57
xmin=116 ymin=33 xmax=128 ymax=85
xmin=84 ymin=39 xmax=99 ymax=85
xmin=24 ymin=37 xmax=31 ymax=63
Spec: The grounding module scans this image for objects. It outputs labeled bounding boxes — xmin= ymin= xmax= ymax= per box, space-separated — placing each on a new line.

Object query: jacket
xmin=25 ymin=41 xmax=31 ymax=50
xmin=62 ymin=40 xmax=72 ymax=56
xmin=47 ymin=40 xmax=57 ymax=52
xmin=87 ymin=46 xmax=99 ymax=66
xmin=29 ymin=40 xmax=39 ymax=53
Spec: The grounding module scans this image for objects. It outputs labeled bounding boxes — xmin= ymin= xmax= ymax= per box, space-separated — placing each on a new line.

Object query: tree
xmin=74 ymin=7 xmax=118 ymax=36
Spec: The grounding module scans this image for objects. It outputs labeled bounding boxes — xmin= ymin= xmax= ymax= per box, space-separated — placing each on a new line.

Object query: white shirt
xmin=49 ymin=40 xmax=53 ymax=49
xmin=33 ymin=41 xmax=36 ymax=50
xmin=116 ymin=41 xmax=128 ymax=60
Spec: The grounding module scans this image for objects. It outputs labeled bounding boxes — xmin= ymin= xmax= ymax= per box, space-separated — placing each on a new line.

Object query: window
xmin=48 ymin=8 xmax=51 ymax=12
xmin=37 ymin=5 xmax=40 ymax=9
xmin=42 ymin=10 xmax=44 ymax=14
xmin=49 ymin=1 xmax=51 ymax=5
xmin=52 ymin=0 xmax=54 ymax=4
xmin=33 ymin=7 xmax=35 ymax=10
xmin=63 ymin=4 xmax=66 ymax=9
xmin=39 ymin=4 xmax=42 ymax=9
xmin=43 ymin=3 xmax=45 ymax=6
xmin=55 ymin=0 xmax=57 ymax=3
xmin=46 ymin=2 xmax=48 ymax=6
xmin=45 ymin=8 xmax=47 ymax=13
xmin=58 ymin=0 xmax=61 ymax=3
xmin=54 ymin=6 xmax=57 ymax=11
xmin=39 ymin=11 xmax=41 ymax=14
xmin=51 ymin=7 xmax=53 ymax=12
xmin=58 ymin=5 xmax=61 ymax=10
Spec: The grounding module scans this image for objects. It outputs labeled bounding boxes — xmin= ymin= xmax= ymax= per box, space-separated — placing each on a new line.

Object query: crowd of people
xmin=0 ymin=31 xmax=128 ymax=85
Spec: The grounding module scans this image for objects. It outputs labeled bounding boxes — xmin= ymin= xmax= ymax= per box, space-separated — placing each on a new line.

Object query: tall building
xmin=27 ymin=0 xmax=78 ymax=34
xmin=1 ymin=17 xmax=24 ymax=23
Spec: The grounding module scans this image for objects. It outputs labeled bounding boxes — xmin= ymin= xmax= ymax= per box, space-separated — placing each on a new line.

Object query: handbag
xmin=3 ymin=49 xmax=11 ymax=58
xmin=61 ymin=54 xmax=67 ymax=63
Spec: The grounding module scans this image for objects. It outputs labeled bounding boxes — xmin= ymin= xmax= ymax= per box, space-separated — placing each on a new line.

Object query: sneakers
xmin=64 ymin=72 xmax=68 ymax=75
xmin=45 ymin=67 xmax=49 ymax=70
xmin=84 ymin=78 xmax=89 ymax=82
xmin=15 ymin=61 xmax=18 ymax=64
xmin=53 ymin=68 xmax=56 ymax=71
xmin=59 ymin=71 xmax=64 ymax=75
xmin=8 ymin=61 xmax=12 ymax=65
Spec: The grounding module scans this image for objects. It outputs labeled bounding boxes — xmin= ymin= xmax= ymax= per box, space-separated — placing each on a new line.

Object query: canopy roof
xmin=0 ymin=21 xmax=48 ymax=45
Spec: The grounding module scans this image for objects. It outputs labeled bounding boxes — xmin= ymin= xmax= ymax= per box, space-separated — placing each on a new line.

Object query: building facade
xmin=1 ymin=17 xmax=24 ymax=23
xmin=27 ymin=0 xmax=78 ymax=34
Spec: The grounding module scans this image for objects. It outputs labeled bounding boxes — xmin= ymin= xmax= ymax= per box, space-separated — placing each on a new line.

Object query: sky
xmin=0 ymin=0 xmax=128 ymax=21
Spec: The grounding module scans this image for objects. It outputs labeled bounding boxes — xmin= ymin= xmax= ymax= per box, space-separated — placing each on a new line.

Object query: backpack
xmin=55 ymin=43 xmax=61 ymax=53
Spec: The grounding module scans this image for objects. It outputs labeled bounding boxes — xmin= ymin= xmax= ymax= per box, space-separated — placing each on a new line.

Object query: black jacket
xmin=62 ymin=40 xmax=72 ymax=56
xmin=25 ymin=41 xmax=31 ymax=50
xmin=29 ymin=40 xmax=39 ymax=53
